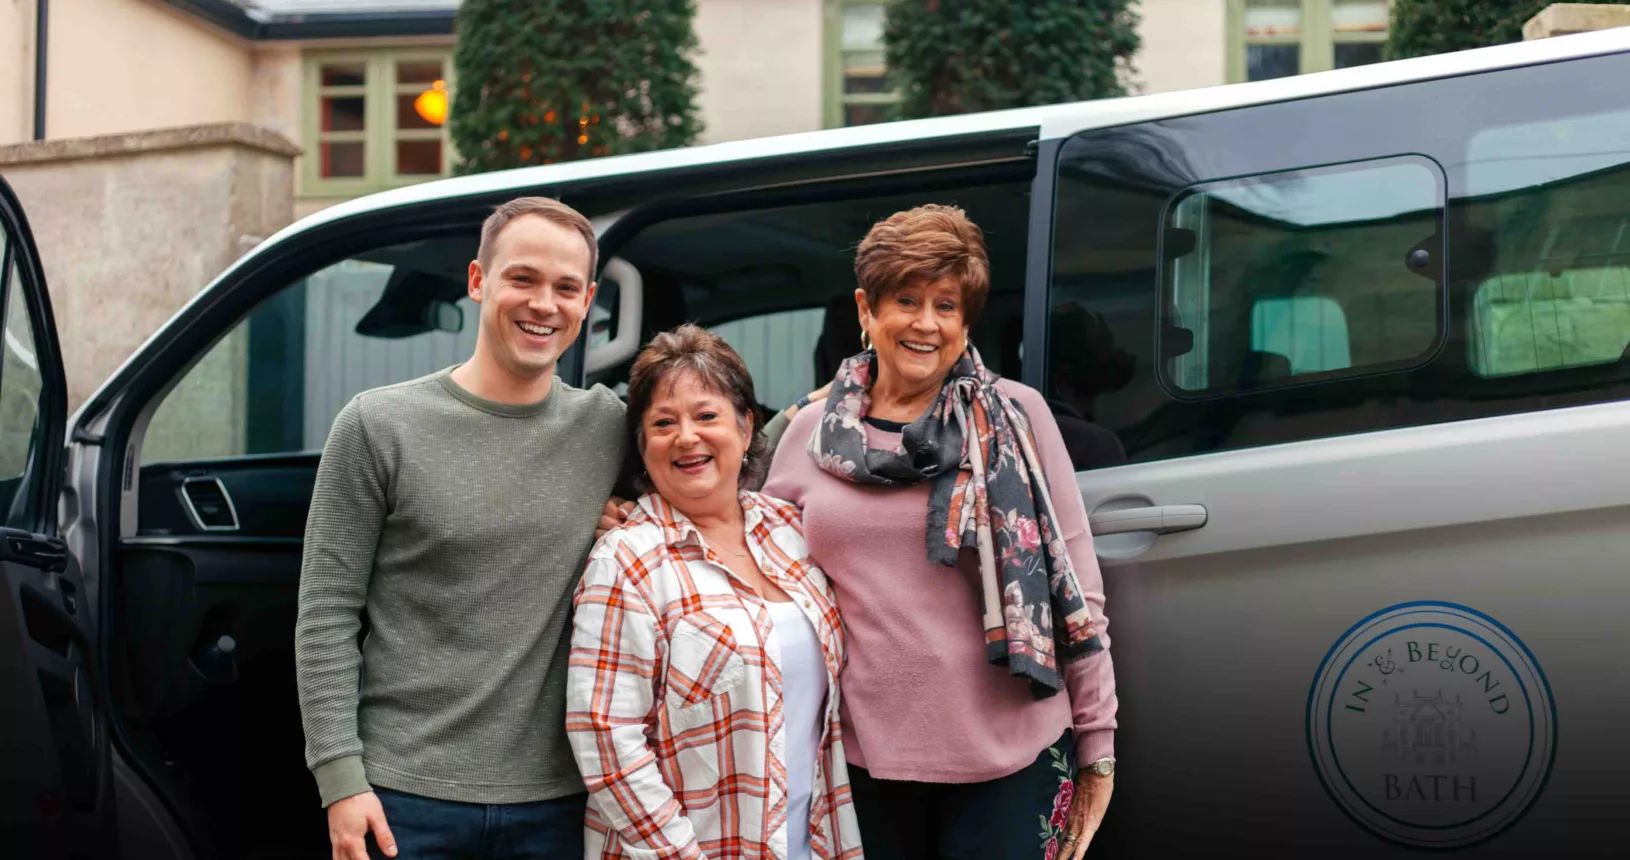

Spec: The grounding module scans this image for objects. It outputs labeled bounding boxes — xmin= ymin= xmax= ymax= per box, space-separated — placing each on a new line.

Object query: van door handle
xmin=1088 ymin=504 xmax=1207 ymax=537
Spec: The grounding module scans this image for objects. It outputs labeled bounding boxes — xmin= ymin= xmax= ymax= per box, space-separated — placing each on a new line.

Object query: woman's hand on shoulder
xmin=595 ymin=497 xmax=636 ymax=540
xmin=785 ymin=382 xmax=831 ymax=420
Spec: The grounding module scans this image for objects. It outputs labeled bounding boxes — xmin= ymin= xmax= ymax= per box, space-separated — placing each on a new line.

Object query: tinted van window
xmin=1162 ymin=157 xmax=1443 ymax=397
xmin=1045 ymin=52 xmax=1630 ymax=470
xmin=142 ymin=236 xmax=479 ymax=464
xmin=592 ymin=182 xmax=1031 ymax=417
xmin=1464 ymin=110 xmax=1630 ymax=379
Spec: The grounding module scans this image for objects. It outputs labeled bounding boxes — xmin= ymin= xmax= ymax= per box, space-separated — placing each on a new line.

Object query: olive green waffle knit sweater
xmin=295 ymin=367 xmax=626 ymax=807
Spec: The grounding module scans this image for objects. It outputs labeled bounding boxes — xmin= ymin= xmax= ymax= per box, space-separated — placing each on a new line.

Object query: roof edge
xmin=161 ymin=0 xmax=258 ymax=39
xmin=158 ymin=1 xmax=456 ymax=40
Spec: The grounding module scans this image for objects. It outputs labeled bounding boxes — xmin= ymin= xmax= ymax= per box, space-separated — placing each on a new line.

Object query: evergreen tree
xmin=1386 ymin=0 xmax=1549 ymax=60
xmin=884 ymin=0 xmax=1140 ymax=120
xmin=451 ymin=0 xmax=702 ymax=173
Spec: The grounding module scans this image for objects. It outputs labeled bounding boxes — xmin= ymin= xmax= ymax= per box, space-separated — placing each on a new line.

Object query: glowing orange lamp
xmin=414 ymin=80 xmax=449 ymax=126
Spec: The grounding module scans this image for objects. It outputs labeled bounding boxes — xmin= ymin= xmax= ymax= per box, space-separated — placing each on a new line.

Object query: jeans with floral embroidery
xmin=846 ymin=730 xmax=1076 ymax=859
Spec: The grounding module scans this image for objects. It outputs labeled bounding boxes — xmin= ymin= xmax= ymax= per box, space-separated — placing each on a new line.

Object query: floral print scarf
xmin=808 ymin=346 xmax=1103 ymax=697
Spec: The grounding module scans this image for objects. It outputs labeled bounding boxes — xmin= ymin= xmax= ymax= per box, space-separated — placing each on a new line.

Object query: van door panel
xmin=0 ymin=176 xmax=116 ymax=856
xmin=1042 ymin=52 xmax=1630 ymax=857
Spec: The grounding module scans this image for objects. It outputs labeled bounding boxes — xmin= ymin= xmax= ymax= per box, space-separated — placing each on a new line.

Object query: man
xmin=295 ymin=197 xmax=626 ymax=860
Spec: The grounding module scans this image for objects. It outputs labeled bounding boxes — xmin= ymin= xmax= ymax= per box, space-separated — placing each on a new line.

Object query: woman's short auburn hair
xmin=854 ymin=204 xmax=990 ymax=327
xmin=625 ymin=324 xmax=768 ymax=493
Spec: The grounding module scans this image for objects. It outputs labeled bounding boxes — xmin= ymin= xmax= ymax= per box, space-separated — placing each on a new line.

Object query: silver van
xmin=5 ymin=26 xmax=1630 ymax=858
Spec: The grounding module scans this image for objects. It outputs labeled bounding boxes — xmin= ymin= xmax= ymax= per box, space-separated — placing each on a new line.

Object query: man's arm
xmin=295 ymin=397 xmax=389 ymax=807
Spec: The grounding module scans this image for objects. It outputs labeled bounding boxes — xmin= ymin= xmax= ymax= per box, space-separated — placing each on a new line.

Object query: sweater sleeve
xmin=761 ymin=408 xmax=820 ymax=509
xmin=294 ymin=397 xmax=388 ymax=807
xmin=567 ymin=550 xmax=705 ymax=860
xmin=1007 ymin=382 xmax=1119 ymax=766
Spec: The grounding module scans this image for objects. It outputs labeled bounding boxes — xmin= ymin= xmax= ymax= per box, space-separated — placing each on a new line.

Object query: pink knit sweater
xmin=762 ymin=378 xmax=1117 ymax=784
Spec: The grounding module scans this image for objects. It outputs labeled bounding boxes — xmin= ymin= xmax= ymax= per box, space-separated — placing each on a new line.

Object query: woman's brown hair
xmin=854 ymin=204 xmax=991 ymax=327
xmin=625 ymin=324 xmax=768 ymax=493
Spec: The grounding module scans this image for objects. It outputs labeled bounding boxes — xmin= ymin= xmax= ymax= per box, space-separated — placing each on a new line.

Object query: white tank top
xmin=767 ymin=599 xmax=828 ymax=860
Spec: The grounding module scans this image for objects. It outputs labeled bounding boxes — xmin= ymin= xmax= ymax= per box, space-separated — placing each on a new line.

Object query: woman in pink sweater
xmin=761 ymin=204 xmax=1118 ymax=860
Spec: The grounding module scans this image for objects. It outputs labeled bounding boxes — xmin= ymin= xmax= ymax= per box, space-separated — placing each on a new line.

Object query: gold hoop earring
xmin=860 ymin=330 xmax=872 ymax=351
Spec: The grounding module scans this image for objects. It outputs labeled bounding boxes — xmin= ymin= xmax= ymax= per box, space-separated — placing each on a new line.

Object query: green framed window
xmin=1227 ymin=0 xmax=1391 ymax=83
xmin=302 ymin=48 xmax=455 ymax=197
xmin=824 ymin=0 xmax=898 ymax=128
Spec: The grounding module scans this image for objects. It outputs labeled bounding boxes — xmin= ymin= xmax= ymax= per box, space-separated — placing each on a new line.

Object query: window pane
xmin=844 ymin=50 xmax=888 ymax=94
xmin=844 ymin=103 xmax=891 ymax=127
xmin=321 ymin=96 xmax=366 ymax=132
xmin=1245 ymin=0 xmax=1301 ymax=37
xmin=842 ymin=2 xmax=886 ymax=51
xmin=320 ymin=63 xmax=365 ymax=87
xmin=1466 ymin=109 xmax=1630 ymax=378
xmin=1333 ymin=0 xmax=1390 ymax=34
xmin=395 ymin=139 xmax=443 ymax=176
xmin=1335 ymin=42 xmax=1385 ymax=69
xmin=396 ymin=61 xmax=443 ymax=85
xmin=397 ymin=93 xmax=441 ymax=130
xmin=141 ymin=236 xmax=481 ymax=469
xmin=1 ymin=259 xmax=42 ymax=484
xmin=845 ymin=74 xmax=890 ymax=95
xmin=711 ymin=308 xmax=826 ymax=411
xmin=1 ymin=256 xmax=46 ymax=529
xmin=321 ymin=141 xmax=365 ymax=178
xmin=1247 ymin=44 xmax=1299 ymax=81
xmin=1160 ymin=159 xmax=1442 ymax=396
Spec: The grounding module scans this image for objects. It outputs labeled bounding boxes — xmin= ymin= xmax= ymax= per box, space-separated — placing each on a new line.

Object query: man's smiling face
xmin=469 ymin=214 xmax=597 ymax=380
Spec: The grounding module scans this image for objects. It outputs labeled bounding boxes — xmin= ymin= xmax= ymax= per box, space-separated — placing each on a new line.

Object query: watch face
xmin=1091 ymin=758 xmax=1115 ymax=776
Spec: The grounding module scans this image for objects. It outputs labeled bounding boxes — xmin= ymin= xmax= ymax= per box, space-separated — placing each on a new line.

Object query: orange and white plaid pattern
xmin=567 ymin=491 xmax=865 ymax=860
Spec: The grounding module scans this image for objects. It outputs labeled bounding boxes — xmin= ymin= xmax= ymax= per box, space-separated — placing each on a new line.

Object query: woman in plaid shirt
xmin=566 ymin=325 xmax=865 ymax=860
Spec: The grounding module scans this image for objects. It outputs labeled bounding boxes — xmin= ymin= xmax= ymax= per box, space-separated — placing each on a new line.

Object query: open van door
xmin=0 ymin=176 xmax=115 ymax=857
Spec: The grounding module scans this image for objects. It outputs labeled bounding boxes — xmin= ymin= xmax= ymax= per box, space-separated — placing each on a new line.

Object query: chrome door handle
xmin=1088 ymin=504 xmax=1207 ymax=537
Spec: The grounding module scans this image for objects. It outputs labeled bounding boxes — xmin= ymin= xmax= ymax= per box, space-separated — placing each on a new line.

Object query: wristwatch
xmin=1084 ymin=757 xmax=1116 ymax=777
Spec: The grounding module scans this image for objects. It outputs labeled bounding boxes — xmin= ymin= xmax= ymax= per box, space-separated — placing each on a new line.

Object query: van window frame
xmin=1031 ymin=49 xmax=1630 ymax=468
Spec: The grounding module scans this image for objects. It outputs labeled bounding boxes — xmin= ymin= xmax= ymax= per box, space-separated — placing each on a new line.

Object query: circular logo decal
xmin=1307 ymin=602 xmax=1557 ymax=849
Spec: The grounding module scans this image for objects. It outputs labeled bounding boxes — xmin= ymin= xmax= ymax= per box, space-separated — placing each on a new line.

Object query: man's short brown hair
xmin=477 ymin=196 xmax=599 ymax=278
xmin=625 ymin=324 xmax=767 ymax=492
xmin=854 ymin=203 xmax=990 ymax=327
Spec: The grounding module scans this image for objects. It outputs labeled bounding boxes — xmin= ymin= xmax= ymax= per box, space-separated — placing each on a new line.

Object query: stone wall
xmin=1525 ymin=3 xmax=1630 ymax=39
xmin=0 ymin=123 xmax=298 ymax=420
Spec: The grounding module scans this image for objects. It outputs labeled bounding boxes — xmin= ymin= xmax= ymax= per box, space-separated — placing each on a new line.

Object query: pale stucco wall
xmin=0 ymin=125 xmax=296 ymax=413
xmin=251 ymin=45 xmax=303 ymax=144
xmin=39 ymin=0 xmax=253 ymax=142
xmin=694 ymin=0 xmax=824 ymax=143
xmin=0 ymin=0 xmax=39 ymax=145
xmin=1134 ymin=0 xmax=1229 ymax=95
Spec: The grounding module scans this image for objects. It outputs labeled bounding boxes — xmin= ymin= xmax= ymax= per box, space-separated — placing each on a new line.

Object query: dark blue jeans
xmin=367 ymin=787 xmax=586 ymax=860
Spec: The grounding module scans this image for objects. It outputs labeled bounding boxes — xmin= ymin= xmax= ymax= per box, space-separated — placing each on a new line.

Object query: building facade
xmin=0 ymin=1 xmax=1393 ymax=217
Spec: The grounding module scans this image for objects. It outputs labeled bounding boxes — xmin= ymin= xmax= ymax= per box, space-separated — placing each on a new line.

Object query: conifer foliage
xmin=451 ymin=0 xmax=702 ymax=172
xmin=884 ymin=0 xmax=1140 ymax=119
xmin=1386 ymin=0 xmax=1548 ymax=60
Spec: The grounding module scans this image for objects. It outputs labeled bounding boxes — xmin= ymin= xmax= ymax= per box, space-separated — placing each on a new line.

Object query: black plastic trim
xmin=1021 ymin=138 xmax=1063 ymax=393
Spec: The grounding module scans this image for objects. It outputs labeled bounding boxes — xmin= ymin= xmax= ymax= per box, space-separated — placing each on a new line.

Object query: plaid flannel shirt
xmin=567 ymin=491 xmax=865 ymax=860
